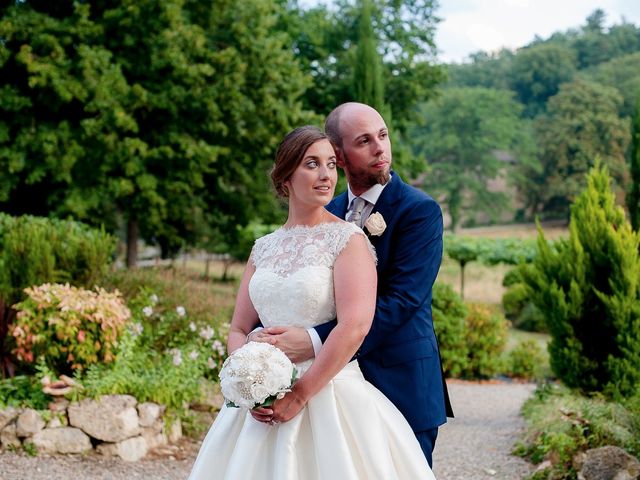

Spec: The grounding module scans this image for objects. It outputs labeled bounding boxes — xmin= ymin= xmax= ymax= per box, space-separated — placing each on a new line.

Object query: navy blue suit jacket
xmin=318 ymin=172 xmax=453 ymax=432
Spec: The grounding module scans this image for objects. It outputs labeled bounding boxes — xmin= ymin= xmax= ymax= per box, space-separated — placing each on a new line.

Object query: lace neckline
xmin=279 ymin=221 xmax=350 ymax=233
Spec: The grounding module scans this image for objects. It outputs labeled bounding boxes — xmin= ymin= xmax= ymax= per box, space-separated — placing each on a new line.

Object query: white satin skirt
xmin=188 ymin=361 xmax=435 ymax=480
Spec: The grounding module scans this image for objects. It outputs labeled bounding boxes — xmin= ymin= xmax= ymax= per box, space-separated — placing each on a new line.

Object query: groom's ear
xmin=334 ymin=147 xmax=346 ymax=169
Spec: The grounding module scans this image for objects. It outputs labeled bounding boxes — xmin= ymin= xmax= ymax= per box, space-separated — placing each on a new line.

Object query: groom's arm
xmin=358 ymin=198 xmax=442 ymax=357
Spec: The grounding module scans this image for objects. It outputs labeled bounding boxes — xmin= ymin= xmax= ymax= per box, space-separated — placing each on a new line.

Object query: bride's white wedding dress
xmin=189 ymin=222 xmax=435 ymax=479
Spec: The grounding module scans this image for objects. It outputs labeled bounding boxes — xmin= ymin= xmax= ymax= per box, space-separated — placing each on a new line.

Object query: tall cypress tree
xmin=628 ymin=93 xmax=640 ymax=231
xmin=352 ymin=0 xmax=387 ymax=117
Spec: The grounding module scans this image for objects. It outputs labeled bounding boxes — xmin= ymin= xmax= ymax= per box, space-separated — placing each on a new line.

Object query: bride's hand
xmin=271 ymin=384 xmax=308 ymax=423
xmin=252 ymin=326 xmax=314 ymax=363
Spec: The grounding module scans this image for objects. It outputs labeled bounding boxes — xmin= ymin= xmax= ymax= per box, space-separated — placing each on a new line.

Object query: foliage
xmin=460 ymin=303 xmax=509 ymax=379
xmin=283 ymin=0 xmax=443 ymax=128
xmin=0 ymin=0 xmax=310 ymax=264
xmin=505 ymin=339 xmax=546 ymax=380
xmin=11 ymin=283 xmax=130 ymax=374
xmin=0 ymin=213 xmax=115 ymax=375
xmin=352 ymin=0 xmax=387 ymax=117
xmin=522 ymin=164 xmax=640 ymax=397
xmin=584 ymin=52 xmax=640 ymax=118
xmin=628 ymin=94 xmax=640 ymax=231
xmin=102 ymin=267 xmax=234 ymax=340
xmin=432 ymin=282 xmax=468 ymax=378
xmin=80 ymin=290 xmax=227 ymax=416
xmin=515 ymin=383 xmax=640 ymax=479
xmin=0 ymin=213 xmax=116 ymax=307
xmin=444 ymin=234 xmax=537 ymax=299
xmin=411 ymin=87 xmax=537 ymax=231
xmin=502 ymin=266 xmax=547 ymax=332
xmin=522 ymin=79 xmax=630 ymax=219
xmin=0 ymin=374 xmax=49 ymax=410
xmin=509 ymin=43 xmax=577 ymax=118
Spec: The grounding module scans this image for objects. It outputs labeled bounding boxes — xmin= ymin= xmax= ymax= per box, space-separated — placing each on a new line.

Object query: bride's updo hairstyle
xmin=271 ymin=126 xmax=329 ymax=198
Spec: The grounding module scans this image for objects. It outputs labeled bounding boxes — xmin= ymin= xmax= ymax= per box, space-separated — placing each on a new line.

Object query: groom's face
xmin=336 ymin=105 xmax=392 ymax=195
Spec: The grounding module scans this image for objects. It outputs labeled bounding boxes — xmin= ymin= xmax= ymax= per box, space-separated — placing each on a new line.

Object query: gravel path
xmin=0 ymin=380 xmax=536 ymax=480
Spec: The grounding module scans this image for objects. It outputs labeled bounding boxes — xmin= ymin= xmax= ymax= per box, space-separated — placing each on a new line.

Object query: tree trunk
xmin=126 ymin=218 xmax=139 ymax=269
xmin=204 ymin=255 xmax=211 ymax=280
xmin=460 ymin=262 xmax=466 ymax=301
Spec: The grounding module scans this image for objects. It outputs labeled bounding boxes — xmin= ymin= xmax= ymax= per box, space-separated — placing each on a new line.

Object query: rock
xmin=97 ymin=436 xmax=149 ymax=461
xmin=48 ymin=398 xmax=69 ymax=413
xmin=577 ymin=446 xmax=640 ymax=480
xmin=47 ymin=414 xmax=68 ymax=429
xmin=15 ymin=409 xmax=45 ymax=437
xmin=163 ymin=418 xmax=182 ymax=444
xmin=141 ymin=428 xmax=167 ymax=450
xmin=0 ymin=407 xmax=19 ymax=431
xmin=115 ymin=436 xmax=148 ymax=462
xmin=96 ymin=442 xmax=119 ymax=457
xmin=1 ymin=424 xmax=21 ymax=449
xmin=31 ymin=427 xmax=92 ymax=454
xmin=68 ymin=395 xmax=140 ymax=442
xmin=137 ymin=402 xmax=163 ymax=427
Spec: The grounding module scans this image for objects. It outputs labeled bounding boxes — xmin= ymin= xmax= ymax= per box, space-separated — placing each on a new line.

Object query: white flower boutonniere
xmin=364 ymin=212 xmax=387 ymax=236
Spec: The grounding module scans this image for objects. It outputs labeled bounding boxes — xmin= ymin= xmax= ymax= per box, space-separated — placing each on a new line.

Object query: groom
xmin=253 ymin=102 xmax=453 ymax=467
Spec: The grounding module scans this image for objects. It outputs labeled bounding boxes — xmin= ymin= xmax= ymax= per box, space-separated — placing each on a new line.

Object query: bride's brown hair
xmin=271 ymin=126 xmax=329 ymax=198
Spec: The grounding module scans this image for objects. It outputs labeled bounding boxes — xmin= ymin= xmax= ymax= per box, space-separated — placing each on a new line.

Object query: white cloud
xmin=436 ymin=0 xmax=640 ymax=63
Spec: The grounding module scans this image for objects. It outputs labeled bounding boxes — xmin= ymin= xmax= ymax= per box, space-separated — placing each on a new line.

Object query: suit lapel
xmin=368 ymin=172 xmax=403 ymax=243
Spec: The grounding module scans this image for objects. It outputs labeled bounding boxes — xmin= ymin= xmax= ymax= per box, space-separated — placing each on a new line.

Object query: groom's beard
xmin=343 ymin=155 xmax=391 ymax=192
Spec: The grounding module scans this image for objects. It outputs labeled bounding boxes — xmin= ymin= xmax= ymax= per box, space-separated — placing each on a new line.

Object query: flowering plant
xmin=364 ymin=212 xmax=386 ymax=236
xmin=220 ymin=342 xmax=297 ymax=409
xmin=11 ymin=283 xmax=130 ymax=372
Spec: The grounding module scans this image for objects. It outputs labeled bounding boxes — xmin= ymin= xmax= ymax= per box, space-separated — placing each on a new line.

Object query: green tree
xmin=281 ymin=0 xmax=443 ymax=128
xmin=411 ymin=87 xmax=536 ymax=230
xmin=584 ymin=52 xmax=640 ymax=118
xmin=524 ymin=79 xmax=630 ymax=219
xmin=352 ymin=0 xmax=386 ymax=116
xmin=0 ymin=0 xmax=310 ymax=266
xmin=509 ymin=43 xmax=577 ymax=118
xmin=628 ymin=95 xmax=640 ymax=231
xmin=522 ymin=164 xmax=640 ymax=397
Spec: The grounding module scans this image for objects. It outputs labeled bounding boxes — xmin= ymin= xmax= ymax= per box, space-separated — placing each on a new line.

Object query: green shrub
xmin=432 ymin=282 xmax=468 ymax=377
xmin=502 ymin=266 xmax=547 ymax=332
xmin=0 ymin=214 xmax=115 ymax=374
xmin=502 ymin=283 xmax=529 ymax=320
xmin=505 ymin=339 xmax=546 ymax=380
xmin=0 ymin=214 xmax=116 ymax=307
xmin=80 ymin=292 xmax=227 ymax=416
xmin=11 ymin=283 xmax=130 ymax=374
xmin=516 ymin=383 xmax=640 ymax=479
xmin=522 ymin=164 xmax=640 ymax=397
xmin=0 ymin=374 xmax=49 ymax=410
xmin=460 ymin=303 xmax=509 ymax=379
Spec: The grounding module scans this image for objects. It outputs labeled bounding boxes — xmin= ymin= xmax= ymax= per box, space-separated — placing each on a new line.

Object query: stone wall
xmin=0 ymin=395 xmax=182 ymax=461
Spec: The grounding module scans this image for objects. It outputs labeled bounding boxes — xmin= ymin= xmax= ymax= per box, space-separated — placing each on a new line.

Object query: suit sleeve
xmin=358 ymin=198 xmax=443 ymax=357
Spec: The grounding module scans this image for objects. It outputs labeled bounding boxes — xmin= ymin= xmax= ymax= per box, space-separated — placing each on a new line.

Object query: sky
xmin=436 ymin=0 xmax=640 ymax=63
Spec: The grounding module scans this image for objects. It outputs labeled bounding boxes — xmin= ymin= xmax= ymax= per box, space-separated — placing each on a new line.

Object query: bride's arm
xmin=226 ymin=258 xmax=260 ymax=354
xmin=270 ymin=233 xmax=377 ymax=422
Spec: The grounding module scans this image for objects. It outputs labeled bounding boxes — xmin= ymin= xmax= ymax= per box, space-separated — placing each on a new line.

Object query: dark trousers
xmin=415 ymin=428 xmax=439 ymax=468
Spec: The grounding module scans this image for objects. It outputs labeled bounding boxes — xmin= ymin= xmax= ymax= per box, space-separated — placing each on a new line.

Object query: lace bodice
xmin=248 ymin=222 xmax=373 ymax=333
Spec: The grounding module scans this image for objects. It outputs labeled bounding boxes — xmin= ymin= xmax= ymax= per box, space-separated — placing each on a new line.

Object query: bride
xmin=188 ymin=126 xmax=435 ymax=479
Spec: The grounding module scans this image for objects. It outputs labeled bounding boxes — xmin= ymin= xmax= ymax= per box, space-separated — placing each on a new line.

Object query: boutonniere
xmin=364 ymin=212 xmax=386 ymax=236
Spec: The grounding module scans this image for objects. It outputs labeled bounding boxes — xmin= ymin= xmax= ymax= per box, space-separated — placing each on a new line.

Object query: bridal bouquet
xmin=219 ymin=342 xmax=298 ymax=409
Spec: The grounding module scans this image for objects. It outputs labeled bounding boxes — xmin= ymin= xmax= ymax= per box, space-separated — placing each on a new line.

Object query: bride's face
xmin=285 ymin=139 xmax=337 ymax=207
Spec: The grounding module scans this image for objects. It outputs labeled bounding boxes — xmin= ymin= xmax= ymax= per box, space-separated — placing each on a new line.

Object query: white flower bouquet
xmin=219 ymin=342 xmax=298 ymax=409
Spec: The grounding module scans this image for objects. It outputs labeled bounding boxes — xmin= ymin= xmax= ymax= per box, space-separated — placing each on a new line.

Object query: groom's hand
xmin=253 ymin=326 xmax=314 ymax=363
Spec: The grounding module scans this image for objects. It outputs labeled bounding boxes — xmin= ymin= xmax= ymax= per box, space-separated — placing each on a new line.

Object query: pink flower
xmin=77 ymin=330 xmax=86 ymax=342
